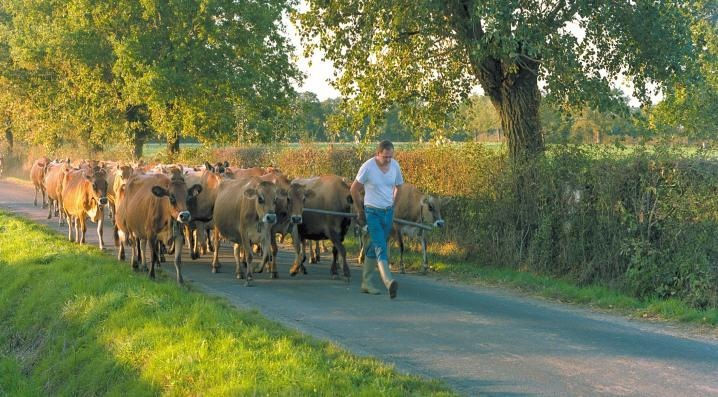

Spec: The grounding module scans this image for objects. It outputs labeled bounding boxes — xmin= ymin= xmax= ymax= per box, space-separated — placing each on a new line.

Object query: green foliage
xmin=648 ymin=1 xmax=718 ymax=140
xmin=0 ymin=0 xmax=300 ymax=154
xmin=295 ymin=0 xmax=696 ymax=157
xmin=199 ymin=142 xmax=718 ymax=310
xmin=0 ymin=212 xmax=453 ymax=396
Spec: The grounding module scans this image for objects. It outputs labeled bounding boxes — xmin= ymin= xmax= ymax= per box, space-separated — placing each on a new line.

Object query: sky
xmin=284 ymin=14 xmax=340 ymax=101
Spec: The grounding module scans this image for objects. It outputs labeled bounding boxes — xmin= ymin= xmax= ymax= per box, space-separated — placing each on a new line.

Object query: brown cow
xmin=211 ymin=176 xmax=281 ymax=285
xmin=43 ymin=159 xmax=71 ymax=223
xmin=289 ymin=175 xmax=353 ymax=281
xmin=107 ymin=163 xmax=134 ymax=218
xmin=184 ymin=162 xmax=227 ymax=260
xmin=226 ymin=166 xmax=265 ymax=179
xmin=61 ymin=168 xmax=109 ymax=249
xmin=30 ymin=156 xmax=51 ymax=208
xmin=357 ymin=183 xmax=445 ymax=274
xmin=253 ymin=172 xmax=314 ymax=278
xmin=115 ymin=172 xmax=202 ymax=283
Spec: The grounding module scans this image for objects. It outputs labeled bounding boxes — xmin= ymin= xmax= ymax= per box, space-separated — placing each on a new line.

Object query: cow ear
xmin=204 ymin=161 xmax=212 ymax=171
xmin=223 ymin=161 xmax=229 ymax=167
xmin=243 ymin=188 xmax=257 ymax=199
xmin=188 ymin=183 xmax=202 ymax=197
xmin=303 ymin=189 xmax=315 ymax=200
xmin=151 ymin=186 xmax=168 ymax=197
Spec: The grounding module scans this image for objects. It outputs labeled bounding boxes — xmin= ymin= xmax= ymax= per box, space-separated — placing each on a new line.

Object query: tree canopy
xmin=0 ymin=0 xmax=300 ymax=157
xmin=295 ymin=0 xmax=697 ymax=159
xmin=649 ymin=1 xmax=718 ymax=140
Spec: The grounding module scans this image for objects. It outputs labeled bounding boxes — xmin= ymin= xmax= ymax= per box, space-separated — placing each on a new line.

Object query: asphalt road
xmin=2 ymin=178 xmax=718 ymax=396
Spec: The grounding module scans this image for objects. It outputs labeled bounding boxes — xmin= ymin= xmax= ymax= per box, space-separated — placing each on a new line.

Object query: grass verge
xmin=341 ymin=237 xmax=718 ymax=328
xmin=0 ymin=211 xmax=453 ymax=396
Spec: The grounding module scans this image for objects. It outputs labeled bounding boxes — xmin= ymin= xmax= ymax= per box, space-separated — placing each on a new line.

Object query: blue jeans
xmin=365 ymin=206 xmax=393 ymax=261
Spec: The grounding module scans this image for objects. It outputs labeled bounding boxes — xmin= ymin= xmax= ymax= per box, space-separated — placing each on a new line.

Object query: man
xmin=350 ymin=140 xmax=404 ymax=299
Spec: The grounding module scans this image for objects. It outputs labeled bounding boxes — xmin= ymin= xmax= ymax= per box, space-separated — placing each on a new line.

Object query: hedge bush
xmin=201 ymin=143 xmax=718 ymax=309
xmin=10 ymin=142 xmax=718 ymax=309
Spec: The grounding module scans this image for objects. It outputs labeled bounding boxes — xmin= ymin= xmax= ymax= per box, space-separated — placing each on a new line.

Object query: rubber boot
xmin=377 ymin=259 xmax=398 ymax=299
xmin=361 ymin=257 xmax=381 ymax=295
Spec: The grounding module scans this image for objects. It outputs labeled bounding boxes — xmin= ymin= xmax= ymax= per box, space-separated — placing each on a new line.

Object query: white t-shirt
xmin=355 ymin=157 xmax=404 ymax=208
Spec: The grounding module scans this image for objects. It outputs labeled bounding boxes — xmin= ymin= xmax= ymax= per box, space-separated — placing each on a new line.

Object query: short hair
xmin=376 ymin=140 xmax=394 ymax=153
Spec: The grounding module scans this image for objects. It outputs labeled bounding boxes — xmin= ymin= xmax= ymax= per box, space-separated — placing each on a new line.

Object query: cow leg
xmin=33 ymin=186 xmax=38 ymax=207
xmin=117 ymin=229 xmax=126 ymax=262
xmin=195 ymin=227 xmax=204 ymax=256
xmin=41 ymin=187 xmax=47 ymax=208
xmin=157 ymin=241 xmax=166 ymax=265
xmin=310 ymin=240 xmax=320 ymax=263
xmin=79 ymin=217 xmax=87 ymax=245
xmin=329 ymin=245 xmax=339 ymax=279
xmin=74 ymin=217 xmax=80 ymax=243
xmin=289 ymin=228 xmax=305 ymax=276
xmin=67 ymin=216 xmax=73 ymax=241
xmin=321 ymin=240 xmax=330 ymax=253
xmin=420 ymin=232 xmax=429 ymax=274
xmin=238 ymin=243 xmax=249 ymax=279
xmin=147 ymin=237 xmax=158 ymax=279
xmin=331 ymin=233 xmax=351 ymax=283
xmin=211 ymin=227 xmax=221 ymax=273
xmin=114 ymin=223 xmax=123 ymax=258
xmin=196 ymin=226 xmax=206 ymax=256
xmin=205 ymin=227 xmax=214 ymax=253
xmin=139 ymin=238 xmax=149 ymax=272
xmin=47 ymin=199 xmax=54 ymax=219
xmin=128 ymin=236 xmax=140 ymax=270
xmin=187 ymin=223 xmax=198 ymax=260
xmin=58 ymin=199 xmax=65 ymax=225
xmin=270 ymin=233 xmax=279 ymax=279
xmin=400 ymin=232 xmax=405 ymax=274
xmin=357 ymin=230 xmax=367 ymax=264
xmin=97 ymin=212 xmax=105 ymax=250
xmin=240 ymin=238 xmax=254 ymax=286
xmin=172 ymin=223 xmax=184 ymax=283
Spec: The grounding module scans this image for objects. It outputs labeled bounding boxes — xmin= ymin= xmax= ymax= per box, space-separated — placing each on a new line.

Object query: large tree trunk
xmin=475 ymin=59 xmax=544 ymax=160
xmin=4 ymin=126 xmax=13 ymax=155
xmin=448 ymin=4 xmax=544 ymax=160
xmin=133 ymin=134 xmax=144 ymax=159
xmin=167 ymin=135 xmax=180 ymax=155
xmin=125 ymin=104 xmax=150 ymax=160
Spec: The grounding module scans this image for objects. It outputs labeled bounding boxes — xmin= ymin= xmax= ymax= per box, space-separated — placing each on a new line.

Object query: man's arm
xmin=350 ymin=180 xmax=365 ymax=225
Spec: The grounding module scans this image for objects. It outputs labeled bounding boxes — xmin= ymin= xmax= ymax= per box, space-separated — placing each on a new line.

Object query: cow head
xmin=243 ymin=180 xmax=279 ymax=225
xmin=85 ymin=169 xmax=109 ymax=207
xmin=117 ymin=164 xmax=133 ymax=182
xmin=151 ymin=177 xmax=202 ymax=224
xmin=420 ymin=195 xmax=445 ymax=228
xmin=287 ymin=181 xmax=315 ymax=224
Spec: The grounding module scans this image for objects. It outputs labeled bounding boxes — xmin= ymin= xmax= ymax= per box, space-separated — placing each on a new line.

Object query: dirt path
xmin=1 ymin=178 xmax=717 ymax=396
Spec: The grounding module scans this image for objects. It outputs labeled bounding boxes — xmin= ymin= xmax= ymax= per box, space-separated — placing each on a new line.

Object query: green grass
xmin=341 ymin=236 xmax=718 ymax=327
xmin=143 ymin=142 xmax=202 ymax=158
xmin=0 ymin=211 xmax=453 ymax=396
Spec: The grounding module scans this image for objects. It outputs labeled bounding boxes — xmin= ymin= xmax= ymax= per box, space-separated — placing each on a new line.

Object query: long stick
xmin=302 ymin=208 xmax=358 ymax=217
xmin=302 ymin=207 xmax=434 ymax=231
xmin=393 ymin=218 xmax=433 ymax=231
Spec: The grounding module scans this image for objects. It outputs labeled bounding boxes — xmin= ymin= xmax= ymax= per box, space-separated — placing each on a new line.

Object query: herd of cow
xmin=28 ymin=156 xmax=446 ymax=286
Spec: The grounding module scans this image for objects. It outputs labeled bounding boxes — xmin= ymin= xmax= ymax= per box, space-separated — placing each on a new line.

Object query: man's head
xmin=375 ymin=140 xmax=394 ymax=167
